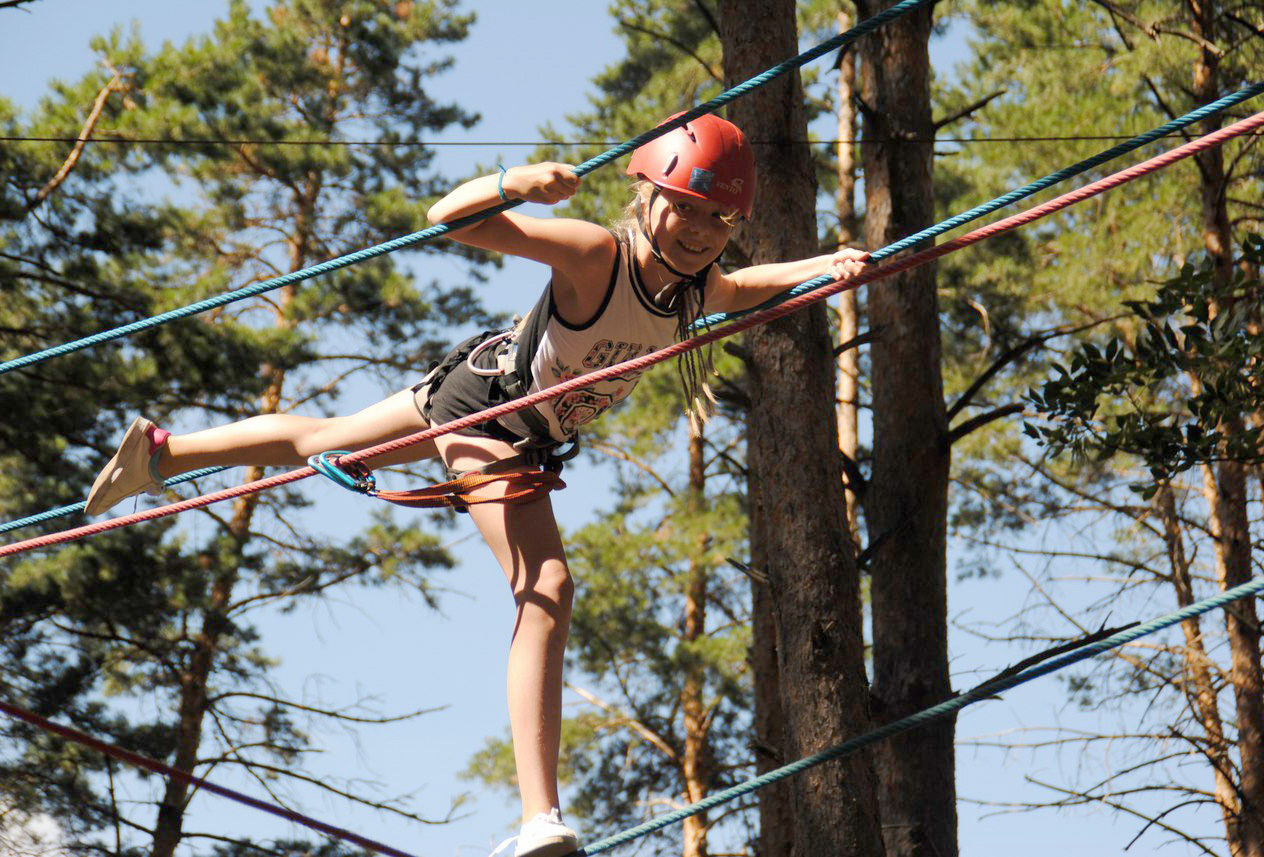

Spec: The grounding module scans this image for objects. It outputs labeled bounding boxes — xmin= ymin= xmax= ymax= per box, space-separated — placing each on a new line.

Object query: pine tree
xmin=0 ymin=2 xmax=493 ymax=853
xmin=935 ymin=1 xmax=1264 ymax=851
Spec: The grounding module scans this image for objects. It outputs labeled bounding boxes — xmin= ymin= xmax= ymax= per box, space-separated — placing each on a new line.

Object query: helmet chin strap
xmin=635 ymin=186 xmax=718 ymax=308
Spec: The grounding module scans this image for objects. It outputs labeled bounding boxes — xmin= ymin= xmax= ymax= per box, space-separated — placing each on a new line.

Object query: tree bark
xmin=682 ymin=425 xmax=711 ymax=857
xmin=718 ymin=2 xmax=883 ymax=856
xmin=835 ymin=12 xmax=862 ymax=548
xmin=1155 ymin=483 xmax=1243 ymax=850
xmin=1190 ymin=4 xmax=1264 ymax=851
xmin=856 ymin=2 xmax=958 ymax=856
xmin=151 ymin=260 xmax=298 ymax=856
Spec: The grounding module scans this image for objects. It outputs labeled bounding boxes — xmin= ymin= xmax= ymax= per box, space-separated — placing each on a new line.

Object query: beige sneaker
xmin=489 ymin=809 xmax=578 ymax=857
xmin=85 ymin=417 xmax=169 ymax=516
xmin=514 ymin=809 xmax=578 ymax=857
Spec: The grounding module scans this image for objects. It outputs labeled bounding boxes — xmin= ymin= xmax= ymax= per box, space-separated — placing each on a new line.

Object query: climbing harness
xmin=413 ymin=329 xmax=561 ymax=452
xmin=307 ymin=328 xmax=578 ymax=511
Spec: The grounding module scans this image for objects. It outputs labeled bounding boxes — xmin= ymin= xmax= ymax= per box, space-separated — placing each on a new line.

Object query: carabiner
xmin=307 ymin=450 xmax=377 ymax=495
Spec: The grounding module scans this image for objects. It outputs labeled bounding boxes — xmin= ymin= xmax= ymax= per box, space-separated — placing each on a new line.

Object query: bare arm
xmin=705 ymin=248 xmax=870 ymax=314
xmin=427 ymin=162 xmax=616 ymax=315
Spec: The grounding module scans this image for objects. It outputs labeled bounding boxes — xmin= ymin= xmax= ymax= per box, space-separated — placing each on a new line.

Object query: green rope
xmin=577 ymin=575 xmax=1264 ymax=854
xmin=0 ymin=0 xmax=933 ymax=378
xmin=693 ymin=81 xmax=1264 ymax=329
xmin=0 ymin=467 xmax=226 ymax=534
xmin=4 ymin=84 xmax=1258 ymax=536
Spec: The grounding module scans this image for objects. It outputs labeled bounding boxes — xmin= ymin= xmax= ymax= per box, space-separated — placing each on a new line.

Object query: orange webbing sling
xmin=307 ymin=449 xmax=569 ymax=512
xmin=373 ymin=468 xmax=566 ymax=510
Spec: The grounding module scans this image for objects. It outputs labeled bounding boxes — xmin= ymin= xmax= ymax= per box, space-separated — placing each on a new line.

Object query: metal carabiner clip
xmin=307 ymin=450 xmax=377 ymax=495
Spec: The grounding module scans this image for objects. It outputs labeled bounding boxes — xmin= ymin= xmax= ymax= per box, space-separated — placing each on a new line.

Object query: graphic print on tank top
xmin=504 ymin=230 xmax=704 ymax=443
xmin=547 ymin=340 xmax=657 ymax=435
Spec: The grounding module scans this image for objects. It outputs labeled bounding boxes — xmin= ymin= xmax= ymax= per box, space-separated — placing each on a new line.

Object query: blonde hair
xmin=618 ymin=179 xmax=718 ymax=431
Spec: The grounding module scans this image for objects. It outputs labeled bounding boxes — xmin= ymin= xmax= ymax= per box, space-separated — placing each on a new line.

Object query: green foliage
xmin=1026 ymin=234 xmax=1264 ymax=493
xmin=0 ymin=2 xmax=488 ymax=853
xmin=931 ymin=0 xmax=1264 ymax=540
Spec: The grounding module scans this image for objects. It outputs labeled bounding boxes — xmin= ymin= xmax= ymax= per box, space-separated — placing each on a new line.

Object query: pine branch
xmin=615 ymin=17 xmax=723 ymax=84
xmin=178 ymin=832 xmax=292 ymax=857
xmin=211 ymin=689 xmax=445 ymax=724
xmin=933 ymin=90 xmax=1006 ymax=132
xmin=568 ymin=683 xmax=680 ymax=763
xmin=32 ymin=71 xmax=126 ymax=208
xmin=1025 ymin=776 xmax=1222 ymax=856
xmin=689 ymin=0 xmax=721 ymax=37
xmin=1087 ymin=0 xmax=1224 ymax=54
xmin=963 ymin=621 xmax=1140 ymax=699
xmin=197 ymin=754 xmax=456 ymax=825
xmin=586 ymin=441 xmax=677 ymax=496
xmin=946 ymin=317 xmax=1113 ymax=422
xmin=832 ymin=328 xmax=875 ymax=357
xmin=947 ymin=403 xmax=1025 ymax=445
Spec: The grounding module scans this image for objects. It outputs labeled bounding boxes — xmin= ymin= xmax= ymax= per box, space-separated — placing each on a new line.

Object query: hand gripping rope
xmin=4 ymin=107 xmax=1263 ymax=559
xmin=0 ymin=0 xmax=935 ymax=378
xmin=695 ymin=81 xmax=1264 ymax=329
xmin=2 ymin=83 xmax=1259 ymax=535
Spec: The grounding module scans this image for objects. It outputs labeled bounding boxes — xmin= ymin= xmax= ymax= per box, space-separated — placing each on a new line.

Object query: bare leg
xmin=436 ymin=433 xmax=572 ymax=824
xmin=157 ymin=388 xmax=437 ymax=478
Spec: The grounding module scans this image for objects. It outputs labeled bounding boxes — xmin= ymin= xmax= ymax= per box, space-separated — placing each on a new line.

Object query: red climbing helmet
xmin=626 ymin=112 xmax=757 ymax=219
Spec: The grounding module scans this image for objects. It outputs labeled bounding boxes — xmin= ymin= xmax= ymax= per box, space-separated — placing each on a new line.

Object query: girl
xmin=85 ymin=113 xmax=869 ymax=857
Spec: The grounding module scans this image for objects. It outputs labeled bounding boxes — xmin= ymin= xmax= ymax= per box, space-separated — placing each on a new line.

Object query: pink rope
xmin=5 ymin=108 xmax=1262 ymax=561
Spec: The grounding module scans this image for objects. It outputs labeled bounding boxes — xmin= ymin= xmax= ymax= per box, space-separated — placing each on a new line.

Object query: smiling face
xmin=642 ymin=186 xmax=740 ymax=275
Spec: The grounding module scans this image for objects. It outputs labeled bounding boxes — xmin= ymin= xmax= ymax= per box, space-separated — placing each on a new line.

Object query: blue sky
xmin=0 ymin=3 xmax=1192 ymax=856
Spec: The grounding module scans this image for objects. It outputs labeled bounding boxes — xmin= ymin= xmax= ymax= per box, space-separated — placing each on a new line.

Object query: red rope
xmin=0 ymin=698 xmax=420 ymax=857
xmin=4 ymin=107 xmax=1262 ymax=561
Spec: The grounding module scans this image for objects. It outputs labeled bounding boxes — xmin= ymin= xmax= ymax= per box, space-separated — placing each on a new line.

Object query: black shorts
xmin=415 ymin=334 xmax=524 ymax=445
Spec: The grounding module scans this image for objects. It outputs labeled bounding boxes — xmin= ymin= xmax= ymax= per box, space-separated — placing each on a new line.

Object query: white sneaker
xmin=85 ymin=417 xmax=169 ymax=515
xmin=489 ymin=809 xmax=579 ymax=857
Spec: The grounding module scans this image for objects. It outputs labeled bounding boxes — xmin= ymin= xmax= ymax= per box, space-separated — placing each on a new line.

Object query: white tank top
xmin=499 ymin=231 xmax=692 ymax=442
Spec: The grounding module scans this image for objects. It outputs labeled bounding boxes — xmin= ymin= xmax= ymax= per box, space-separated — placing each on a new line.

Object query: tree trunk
xmin=682 ymin=425 xmax=711 ymax=857
xmin=835 ymin=12 xmax=862 ymax=548
xmin=718 ymin=3 xmax=883 ymax=856
xmin=1155 ymin=483 xmax=1243 ymax=850
xmin=1190 ymin=5 xmax=1264 ymax=851
xmin=1199 ymin=457 xmax=1264 ymax=857
xmin=151 ymin=471 xmax=267 ymax=857
xmin=151 ymin=273 xmax=295 ymax=855
xmin=856 ymin=3 xmax=957 ymax=857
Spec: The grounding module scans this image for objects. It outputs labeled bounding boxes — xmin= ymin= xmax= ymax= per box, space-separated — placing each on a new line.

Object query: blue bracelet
xmin=496 ymin=164 xmax=509 ymax=201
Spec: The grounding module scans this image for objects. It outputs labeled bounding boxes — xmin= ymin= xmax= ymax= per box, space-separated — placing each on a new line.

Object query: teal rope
xmin=693 ymin=81 xmax=1264 ymax=330
xmin=0 ymin=467 xmax=226 ymax=535
xmin=8 ymin=82 xmax=1257 ymax=535
xmin=578 ymin=575 xmax=1264 ymax=855
xmin=0 ymin=0 xmax=933 ymax=378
